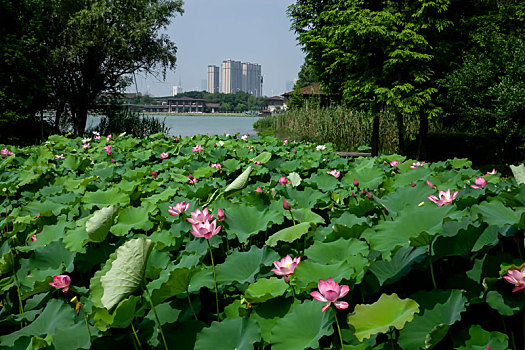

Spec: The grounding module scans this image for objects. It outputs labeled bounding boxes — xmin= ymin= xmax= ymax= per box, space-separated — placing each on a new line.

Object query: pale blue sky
xmin=129 ymin=0 xmax=304 ymax=97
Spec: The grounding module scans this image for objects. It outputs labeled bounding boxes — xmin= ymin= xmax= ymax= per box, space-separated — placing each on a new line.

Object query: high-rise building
xmin=242 ymin=63 xmax=263 ymax=97
xmin=207 ymin=65 xmax=220 ymax=93
xmin=221 ymin=60 xmax=243 ymax=94
xmin=172 ymin=85 xmax=182 ymax=96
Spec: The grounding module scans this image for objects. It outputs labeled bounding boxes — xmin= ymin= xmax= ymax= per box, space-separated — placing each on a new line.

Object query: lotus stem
xmin=83 ymin=309 xmax=92 ymax=341
xmin=131 ymin=322 xmax=141 ymax=348
xmin=332 ymin=307 xmax=344 ymax=349
xmin=186 ymin=288 xmax=198 ymax=321
xmin=145 ymin=286 xmax=169 ymax=350
xmin=429 ymin=256 xmax=437 ymax=289
xmin=207 ymin=239 xmax=220 ymax=320
xmin=288 ymin=209 xmax=296 ymax=226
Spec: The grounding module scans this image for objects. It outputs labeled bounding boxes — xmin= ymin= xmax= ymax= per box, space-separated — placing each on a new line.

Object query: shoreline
xmin=141 ymin=112 xmax=261 ymax=117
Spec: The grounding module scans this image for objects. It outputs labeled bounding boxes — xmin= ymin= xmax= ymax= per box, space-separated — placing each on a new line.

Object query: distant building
xmin=242 ymin=63 xmax=263 ymax=97
xmin=218 ymin=59 xmax=262 ymax=96
xmin=172 ymin=86 xmax=182 ymax=96
xmin=167 ymin=97 xmax=205 ymax=113
xmin=264 ymin=96 xmax=285 ymax=113
xmin=221 ymin=60 xmax=243 ymax=94
xmin=207 ymin=65 xmax=220 ymax=93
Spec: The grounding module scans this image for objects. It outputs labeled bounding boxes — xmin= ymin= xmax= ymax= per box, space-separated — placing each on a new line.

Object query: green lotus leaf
xmin=250 ymin=151 xmax=272 ymax=164
xmin=250 ymin=298 xmax=293 ymax=342
xmin=225 ymin=203 xmax=283 ymax=243
xmin=432 ymin=222 xmax=484 ymax=259
xmin=343 ymin=158 xmax=385 ymax=190
xmin=391 ymin=166 xmax=432 ymax=188
xmin=398 ymin=290 xmax=467 ymax=349
xmin=245 ymin=277 xmax=289 ymax=303
xmin=456 ymin=324 xmax=508 ymax=350
xmin=362 ymin=204 xmax=454 ymax=259
xmin=347 ymin=293 xmax=419 ymax=341
xmin=306 ymin=173 xmax=340 ymax=191
xmin=86 ymin=205 xmax=118 ymax=242
xmin=0 ymin=299 xmax=92 ymax=349
xmin=285 ymin=187 xmax=326 ymax=208
xmin=224 ymin=166 xmax=253 ymax=194
xmin=510 ymin=164 xmax=525 ymax=185
xmin=369 ymin=247 xmax=427 ymax=285
xmin=94 ymin=238 xmax=154 ymax=310
xmin=270 ymin=300 xmax=334 ymax=350
xmin=288 ymin=208 xmax=325 ymax=224
xmin=145 ymin=302 xmax=181 ymax=325
xmin=378 ymin=184 xmax=435 ymax=216
xmin=17 ymin=217 xmax=73 ymax=252
xmin=305 ymin=237 xmax=369 ymax=265
xmin=149 ymin=267 xmax=200 ymax=305
xmin=194 ymin=317 xmax=261 ymax=350
xmin=83 ymin=188 xmax=130 ymax=209
xmin=293 ymin=260 xmax=356 ymax=292
xmin=222 ymin=158 xmax=241 ymax=172
xmin=110 ymin=205 xmax=154 ymax=236
xmin=471 ymin=200 xmax=525 ymax=228
xmin=193 ymin=166 xmax=215 ymax=179
xmin=266 ymin=222 xmax=311 ymax=247
xmin=485 ymin=290 xmax=523 ymax=316
xmin=215 ymin=246 xmax=279 ymax=284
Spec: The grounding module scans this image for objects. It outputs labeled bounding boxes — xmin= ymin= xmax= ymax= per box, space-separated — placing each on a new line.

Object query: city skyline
xmin=128 ymin=0 xmax=304 ymax=97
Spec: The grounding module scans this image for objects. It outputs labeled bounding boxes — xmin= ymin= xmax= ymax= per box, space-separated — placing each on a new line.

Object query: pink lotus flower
xmin=55 ymin=154 xmax=65 ymax=159
xmin=190 ymin=219 xmax=221 ymax=239
xmin=294 ymin=148 xmax=297 ymax=154
xmin=271 ymin=255 xmax=301 ymax=282
xmin=311 ymin=278 xmax=349 ymax=312
xmin=31 ymin=235 xmax=37 ymax=242
xmin=106 ymin=134 xmax=112 ymax=141
xmin=104 ymin=145 xmax=112 ymax=155
xmin=486 ymin=169 xmax=497 ymax=175
xmin=168 ymin=201 xmax=190 ymax=216
xmin=217 ymin=208 xmax=225 ymax=221
xmin=284 ymin=140 xmax=288 ymax=145
xmin=1 ymin=148 xmax=14 ymax=157
xmin=192 ymin=144 xmax=203 ymax=152
xmin=256 ymin=186 xmax=263 ymax=193
xmin=390 ymin=160 xmax=399 ymax=167
xmin=111 ymin=158 xmax=116 ymax=163
xmin=410 ymin=161 xmax=425 ymax=169
xmin=160 ymin=152 xmax=169 ymax=159
xmin=279 ymin=176 xmax=291 ymax=185
xmin=327 ymin=169 xmax=340 ymax=178
xmin=94 ymin=135 xmax=101 ymax=140
xmin=254 ymin=161 xmax=262 ymax=165
xmin=470 ymin=176 xmax=487 ymax=189
xmin=211 ymin=163 xmax=222 ymax=169
xmin=152 ymin=170 xmax=158 ymax=179
xmin=187 ymin=174 xmax=198 ymax=184
xmin=427 ymin=189 xmax=459 ymax=207
xmin=504 ymin=267 xmax=525 ymax=292
xmin=187 ymin=208 xmax=214 ymax=225
xmin=49 ymin=275 xmax=71 ymax=293
xmin=81 ymin=143 xmax=90 ymax=149
xmin=426 ymin=180 xmax=435 ymax=188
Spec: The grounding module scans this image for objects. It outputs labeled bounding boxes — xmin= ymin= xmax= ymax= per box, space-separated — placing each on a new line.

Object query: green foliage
xmin=92 ymin=105 xmax=170 ymax=137
xmin=0 ymin=134 xmax=524 ymax=349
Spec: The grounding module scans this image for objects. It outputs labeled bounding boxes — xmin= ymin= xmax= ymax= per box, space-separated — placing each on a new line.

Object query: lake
xmin=86 ymin=114 xmax=262 ymax=137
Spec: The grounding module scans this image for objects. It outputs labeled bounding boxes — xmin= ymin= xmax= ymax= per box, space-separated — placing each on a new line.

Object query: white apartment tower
xmin=207 ymin=65 xmax=220 ymax=93
xmin=221 ymin=60 xmax=243 ymax=94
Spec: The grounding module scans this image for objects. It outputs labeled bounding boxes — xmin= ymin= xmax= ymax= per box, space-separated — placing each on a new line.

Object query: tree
xmin=295 ymin=61 xmax=319 ymax=89
xmin=288 ymin=0 xmax=451 ymax=156
xmin=43 ymin=0 xmax=184 ymax=136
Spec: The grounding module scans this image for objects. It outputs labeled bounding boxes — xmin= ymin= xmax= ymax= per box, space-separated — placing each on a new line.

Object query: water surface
xmin=86 ymin=114 xmax=261 ymax=137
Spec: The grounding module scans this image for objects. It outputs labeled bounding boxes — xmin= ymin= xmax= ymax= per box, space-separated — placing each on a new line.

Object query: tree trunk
xmin=417 ymin=114 xmax=428 ymax=160
xmin=371 ymin=114 xmax=380 ymax=156
xmin=54 ymin=101 xmax=64 ymax=132
xmin=396 ymin=111 xmax=405 ymax=155
xmin=73 ymin=107 xmax=88 ymax=137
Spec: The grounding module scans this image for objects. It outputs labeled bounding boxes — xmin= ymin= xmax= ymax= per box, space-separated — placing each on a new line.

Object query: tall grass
xmin=255 ymin=105 xmax=422 ymax=153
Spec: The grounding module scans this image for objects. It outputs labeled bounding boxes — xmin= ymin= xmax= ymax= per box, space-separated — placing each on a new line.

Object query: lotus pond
xmin=0 ymin=133 xmax=524 ymax=349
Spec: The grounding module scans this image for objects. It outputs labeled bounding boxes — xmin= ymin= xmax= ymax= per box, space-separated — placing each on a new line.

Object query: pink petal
xmin=310 ymin=291 xmax=328 ymax=303
xmin=321 ymin=303 xmax=331 ymax=312
xmin=334 ymin=301 xmax=349 ymax=309
xmin=338 ymin=284 xmax=350 ymax=298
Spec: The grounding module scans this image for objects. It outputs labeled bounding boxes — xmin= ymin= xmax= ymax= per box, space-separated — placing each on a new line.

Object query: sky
xmin=128 ymin=0 xmax=305 ymax=97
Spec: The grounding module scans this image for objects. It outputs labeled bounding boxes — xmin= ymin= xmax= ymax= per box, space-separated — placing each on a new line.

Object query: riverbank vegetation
xmin=0 ymin=134 xmax=523 ymax=349
xmin=284 ymin=0 xmax=524 ymax=163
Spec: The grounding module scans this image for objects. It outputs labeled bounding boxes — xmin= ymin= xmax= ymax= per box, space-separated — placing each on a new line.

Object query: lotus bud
xmin=152 ymin=170 xmax=158 ymax=179
xmin=351 ymin=192 xmax=356 ymax=197
xmin=217 ymin=208 xmax=225 ymax=222
xmin=282 ymin=198 xmax=291 ymax=211
xmin=411 ymin=182 xmax=416 ymax=187
xmin=353 ymin=179 xmax=359 ymax=187
xmin=366 ymin=192 xmax=373 ymax=199
xmin=362 ymin=189 xmax=367 ymax=195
